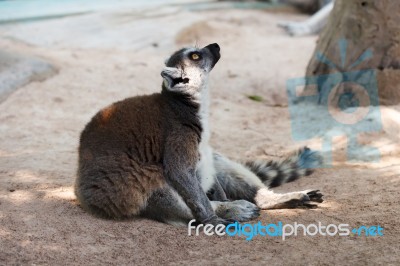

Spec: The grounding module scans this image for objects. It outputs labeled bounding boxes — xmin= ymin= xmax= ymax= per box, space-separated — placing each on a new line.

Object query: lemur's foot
xmin=212 ymin=200 xmax=260 ymax=222
xmin=283 ymin=190 xmax=324 ymax=209
xmin=277 ymin=21 xmax=313 ymax=36
xmin=306 ymin=190 xmax=324 ymax=203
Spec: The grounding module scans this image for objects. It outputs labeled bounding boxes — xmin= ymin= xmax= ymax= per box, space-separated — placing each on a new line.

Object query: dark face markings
xmin=165 ymin=48 xmax=186 ymax=68
xmin=165 ymin=44 xmax=220 ymax=72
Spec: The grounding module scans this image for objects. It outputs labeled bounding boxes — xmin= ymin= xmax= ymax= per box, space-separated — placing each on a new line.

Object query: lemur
xmin=75 ymin=43 xmax=324 ymax=226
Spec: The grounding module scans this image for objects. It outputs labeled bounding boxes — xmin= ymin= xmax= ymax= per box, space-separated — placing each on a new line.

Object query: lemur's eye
xmin=191 ymin=53 xmax=200 ymax=61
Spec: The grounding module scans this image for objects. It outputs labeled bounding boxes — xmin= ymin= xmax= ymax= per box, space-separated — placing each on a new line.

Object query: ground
xmin=0 ymin=2 xmax=399 ymax=265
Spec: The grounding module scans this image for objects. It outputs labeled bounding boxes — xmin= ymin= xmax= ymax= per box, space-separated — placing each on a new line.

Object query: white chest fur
xmin=196 ymin=87 xmax=216 ymax=193
xmin=197 ymin=139 xmax=215 ymax=193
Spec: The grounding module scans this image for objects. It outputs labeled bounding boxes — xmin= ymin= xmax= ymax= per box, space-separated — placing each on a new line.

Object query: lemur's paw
xmin=305 ymin=190 xmax=324 ymax=203
xmin=214 ymin=200 xmax=260 ymax=222
xmin=287 ymin=190 xmax=324 ymax=209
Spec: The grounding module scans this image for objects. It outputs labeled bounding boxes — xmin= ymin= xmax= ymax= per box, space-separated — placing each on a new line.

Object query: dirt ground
xmin=1 ymin=4 xmax=400 ymax=266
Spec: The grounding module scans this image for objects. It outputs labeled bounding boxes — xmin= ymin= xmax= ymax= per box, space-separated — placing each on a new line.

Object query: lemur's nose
xmin=206 ymin=43 xmax=220 ymax=53
xmin=210 ymin=43 xmax=220 ymax=52
xmin=205 ymin=43 xmax=220 ymax=59
xmin=205 ymin=43 xmax=221 ymax=68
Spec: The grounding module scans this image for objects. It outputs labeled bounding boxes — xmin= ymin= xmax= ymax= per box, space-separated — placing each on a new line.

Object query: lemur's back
xmin=75 ymin=94 xmax=168 ymax=219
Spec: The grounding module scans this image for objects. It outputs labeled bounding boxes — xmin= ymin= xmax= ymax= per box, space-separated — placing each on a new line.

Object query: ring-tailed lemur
xmin=75 ymin=43 xmax=324 ymax=226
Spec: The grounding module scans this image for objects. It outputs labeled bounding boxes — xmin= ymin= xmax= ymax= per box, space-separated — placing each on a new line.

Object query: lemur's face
xmin=161 ymin=43 xmax=220 ymax=97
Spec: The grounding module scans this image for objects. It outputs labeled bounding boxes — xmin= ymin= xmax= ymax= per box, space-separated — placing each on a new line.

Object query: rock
xmin=0 ymin=50 xmax=58 ymax=103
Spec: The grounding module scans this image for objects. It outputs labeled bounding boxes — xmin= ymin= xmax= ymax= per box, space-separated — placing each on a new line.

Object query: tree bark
xmin=305 ymin=0 xmax=400 ymax=106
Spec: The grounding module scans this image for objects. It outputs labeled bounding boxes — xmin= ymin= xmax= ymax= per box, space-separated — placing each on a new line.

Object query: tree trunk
xmin=305 ymin=0 xmax=400 ymax=106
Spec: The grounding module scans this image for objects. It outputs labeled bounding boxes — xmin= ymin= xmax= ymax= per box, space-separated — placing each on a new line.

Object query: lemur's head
xmin=161 ymin=43 xmax=220 ymax=97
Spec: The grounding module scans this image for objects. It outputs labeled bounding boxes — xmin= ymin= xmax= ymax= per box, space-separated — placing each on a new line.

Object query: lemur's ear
xmin=161 ymin=67 xmax=185 ymax=90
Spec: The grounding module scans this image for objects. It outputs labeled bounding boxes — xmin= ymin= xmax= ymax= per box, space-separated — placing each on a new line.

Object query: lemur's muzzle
xmin=204 ymin=43 xmax=221 ymax=68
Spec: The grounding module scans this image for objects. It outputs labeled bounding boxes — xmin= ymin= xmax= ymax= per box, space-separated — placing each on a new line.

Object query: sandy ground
xmin=1 ymin=4 xmax=400 ymax=265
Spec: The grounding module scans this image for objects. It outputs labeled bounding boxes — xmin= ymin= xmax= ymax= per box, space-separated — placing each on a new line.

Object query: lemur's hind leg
xmin=212 ymin=148 xmax=324 ymax=209
xmin=140 ymin=187 xmax=194 ymax=226
xmin=254 ymin=188 xmax=323 ymax=209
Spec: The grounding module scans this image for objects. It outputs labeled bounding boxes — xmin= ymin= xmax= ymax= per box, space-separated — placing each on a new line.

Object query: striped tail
xmin=243 ymin=147 xmax=323 ymax=188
